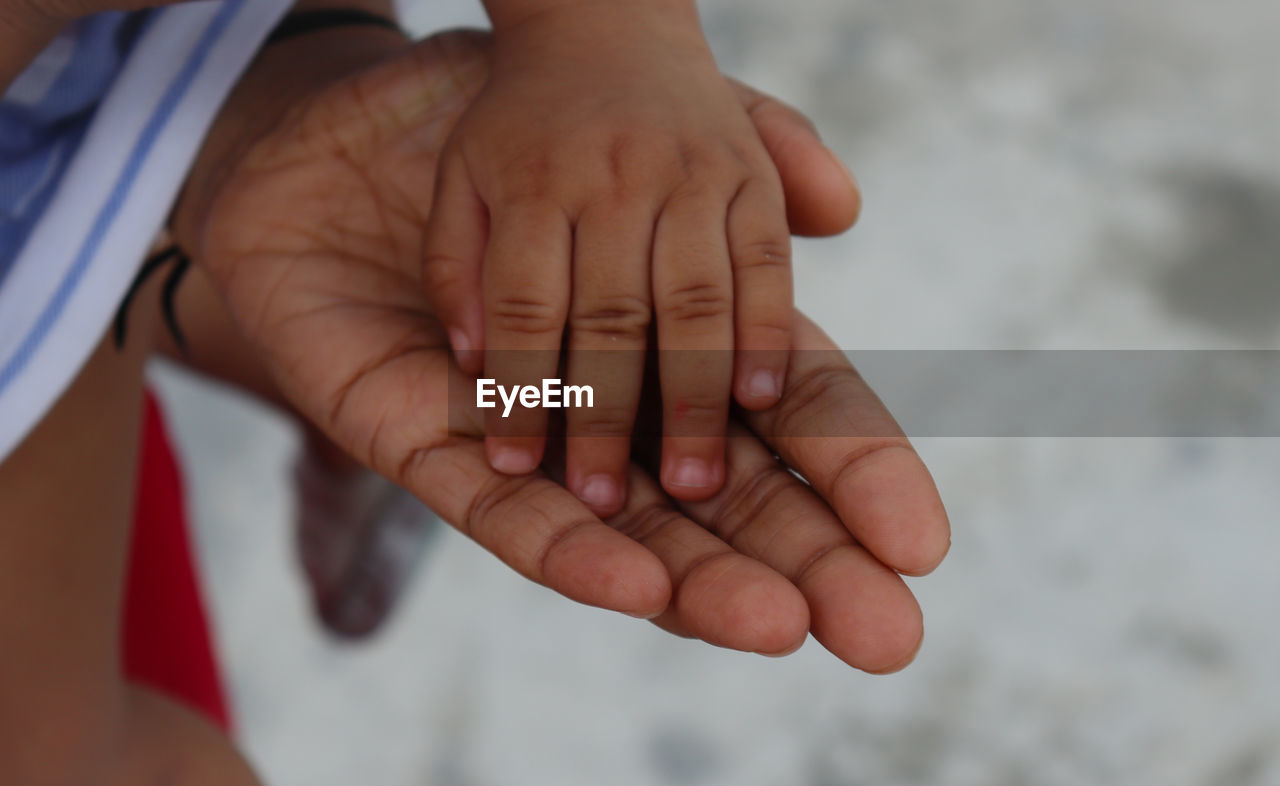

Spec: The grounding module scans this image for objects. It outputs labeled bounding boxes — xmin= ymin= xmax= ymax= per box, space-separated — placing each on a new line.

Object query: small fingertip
xmin=448 ymin=327 xmax=483 ymax=375
xmin=577 ymin=473 xmax=623 ymax=516
xmin=661 ymin=457 xmax=725 ymax=501
xmin=665 ymin=457 xmax=713 ymax=493
xmin=746 ymin=369 xmax=782 ymax=399
xmin=448 ymin=326 xmax=471 ymax=356
xmin=671 ymin=458 xmax=712 ymax=488
xmin=737 ymin=368 xmax=782 ymax=410
xmin=488 ymin=442 xmax=539 ymax=475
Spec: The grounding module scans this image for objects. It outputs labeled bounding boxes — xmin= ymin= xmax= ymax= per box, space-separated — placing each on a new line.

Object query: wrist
xmin=172 ymin=24 xmax=409 ymax=256
xmin=483 ymin=0 xmax=700 ymax=35
xmin=483 ymin=0 xmax=715 ymax=74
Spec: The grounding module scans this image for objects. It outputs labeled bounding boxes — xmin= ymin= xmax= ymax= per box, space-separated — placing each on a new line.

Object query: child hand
xmin=423 ymin=1 xmax=841 ymax=514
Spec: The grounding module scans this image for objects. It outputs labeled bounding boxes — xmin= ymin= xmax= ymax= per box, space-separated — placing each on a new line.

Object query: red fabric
xmin=120 ymin=391 xmax=232 ymax=732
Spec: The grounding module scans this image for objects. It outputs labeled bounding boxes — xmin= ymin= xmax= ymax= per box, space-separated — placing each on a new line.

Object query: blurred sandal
xmin=293 ymin=438 xmax=441 ymax=639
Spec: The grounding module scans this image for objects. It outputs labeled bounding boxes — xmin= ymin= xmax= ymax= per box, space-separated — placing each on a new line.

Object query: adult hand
xmin=177 ymin=29 xmax=945 ymax=672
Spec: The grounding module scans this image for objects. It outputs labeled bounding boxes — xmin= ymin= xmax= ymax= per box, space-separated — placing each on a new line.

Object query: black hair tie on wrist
xmin=266 ymin=8 xmax=405 ymax=46
xmin=113 ymin=244 xmax=191 ymax=355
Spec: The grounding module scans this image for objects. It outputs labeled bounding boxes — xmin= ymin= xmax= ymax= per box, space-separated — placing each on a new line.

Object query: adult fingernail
xmin=746 ymin=369 xmax=781 ymax=400
xmin=668 ymin=458 xmax=712 ymax=489
xmin=490 ymin=445 xmax=537 ymax=475
xmin=579 ymin=474 xmax=620 ymax=510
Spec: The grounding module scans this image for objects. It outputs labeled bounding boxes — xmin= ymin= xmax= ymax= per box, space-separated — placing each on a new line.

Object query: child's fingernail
xmin=668 ymin=458 xmax=712 ymax=489
xmin=746 ymin=369 xmax=781 ymax=400
xmin=579 ymin=474 xmax=620 ymax=510
xmin=448 ymin=327 xmax=471 ymax=356
xmin=491 ymin=445 xmax=537 ymax=475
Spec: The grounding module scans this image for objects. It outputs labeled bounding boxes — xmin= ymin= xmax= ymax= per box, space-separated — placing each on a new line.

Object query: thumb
xmin=731 ymin=78 xmax=862 ymax=237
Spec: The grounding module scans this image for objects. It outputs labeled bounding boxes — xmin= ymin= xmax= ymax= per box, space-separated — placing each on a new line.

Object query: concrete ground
xmin=151 ymin=0 xmax=1280 ymax=783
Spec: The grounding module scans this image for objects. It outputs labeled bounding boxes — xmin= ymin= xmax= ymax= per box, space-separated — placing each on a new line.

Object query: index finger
xmin=482 ymin=202 xmax=571 ymax=475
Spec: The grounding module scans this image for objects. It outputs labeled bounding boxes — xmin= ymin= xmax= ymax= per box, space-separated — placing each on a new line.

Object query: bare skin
xmin=175 ymin=29 xmax=948 ymax=668
xmin=0 ymin=3 xmax=389 ymax=782
xmin=0 ymin=275 xmax=261 ymax=784
xmin=431 ymin=0 xmax=863 ymax=510
xmin=0 ymin=15 xmax=946 ymax=784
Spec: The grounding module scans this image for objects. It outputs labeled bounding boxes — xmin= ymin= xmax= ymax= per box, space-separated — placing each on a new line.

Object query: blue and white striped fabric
xmin=0 ymin=13 xmax=150 ymax=278
xmin=0 ymin=0 xmax=292 ymax=462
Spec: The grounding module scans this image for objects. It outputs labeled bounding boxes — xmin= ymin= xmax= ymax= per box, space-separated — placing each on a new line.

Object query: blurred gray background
xmin=150 ymin=0 xmax=1280 ymax=783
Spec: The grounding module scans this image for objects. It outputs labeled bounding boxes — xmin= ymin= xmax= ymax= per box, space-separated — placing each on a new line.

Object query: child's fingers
xmin=728 ymin=78 xmax=863 ymax=238
xmin=422 ymin=154 xmax=488 ymax=375
xmin=564 ymin=201 xmax=654 ymax=516
xmin=727 ymin=176 xmax=793 ymax=410
xmin=541 ymin=422 xmax=806 ymax=655
xmin=653 ymin=187 xmax=734 ymax=501
xmin=482 ymin=202 xmax=571 ymax=475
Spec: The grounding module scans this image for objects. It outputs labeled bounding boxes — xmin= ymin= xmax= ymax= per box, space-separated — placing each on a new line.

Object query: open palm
xmin=194 ymin=30 xmax=948 ymax=672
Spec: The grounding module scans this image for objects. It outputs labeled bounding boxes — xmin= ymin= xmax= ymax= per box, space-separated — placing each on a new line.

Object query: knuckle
xmin=658 ymin=148 xmax=749 ymax=208
xmin=682 ymin=142 xmax=746 ymax=181
xmin=665 ymin=178 xmax=721 ymax=208
xmin=729 ymin=139 xmax=776 ymax=172
xmin=602 ymin=132 xmax=647 ymax=184
xmin=740 ymin=321 xmax=792 ymax=348
xmin=583 ymin=131 xmax=682 ymax=195
xmin=604 ymin=134 xmax=631 ymax=180
xmin=572 ymin=406 xmax=638 ymax=437
xmin=570 ymin=295 xmax=651 ymax=342
xmin=662 ymin=282 xmax=732 ymax=324
xmin=494 ymin=155 xmax=554 ymax=202
xmin=490 ymin=296 xmax=567 ymax=336
xmin=733 ymin=237 xmax=792 ymax=271
xmin=423 ymin=253 xmax=472 ymax=288
xmin=663 ymin=392 xmax=727 ymax=425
